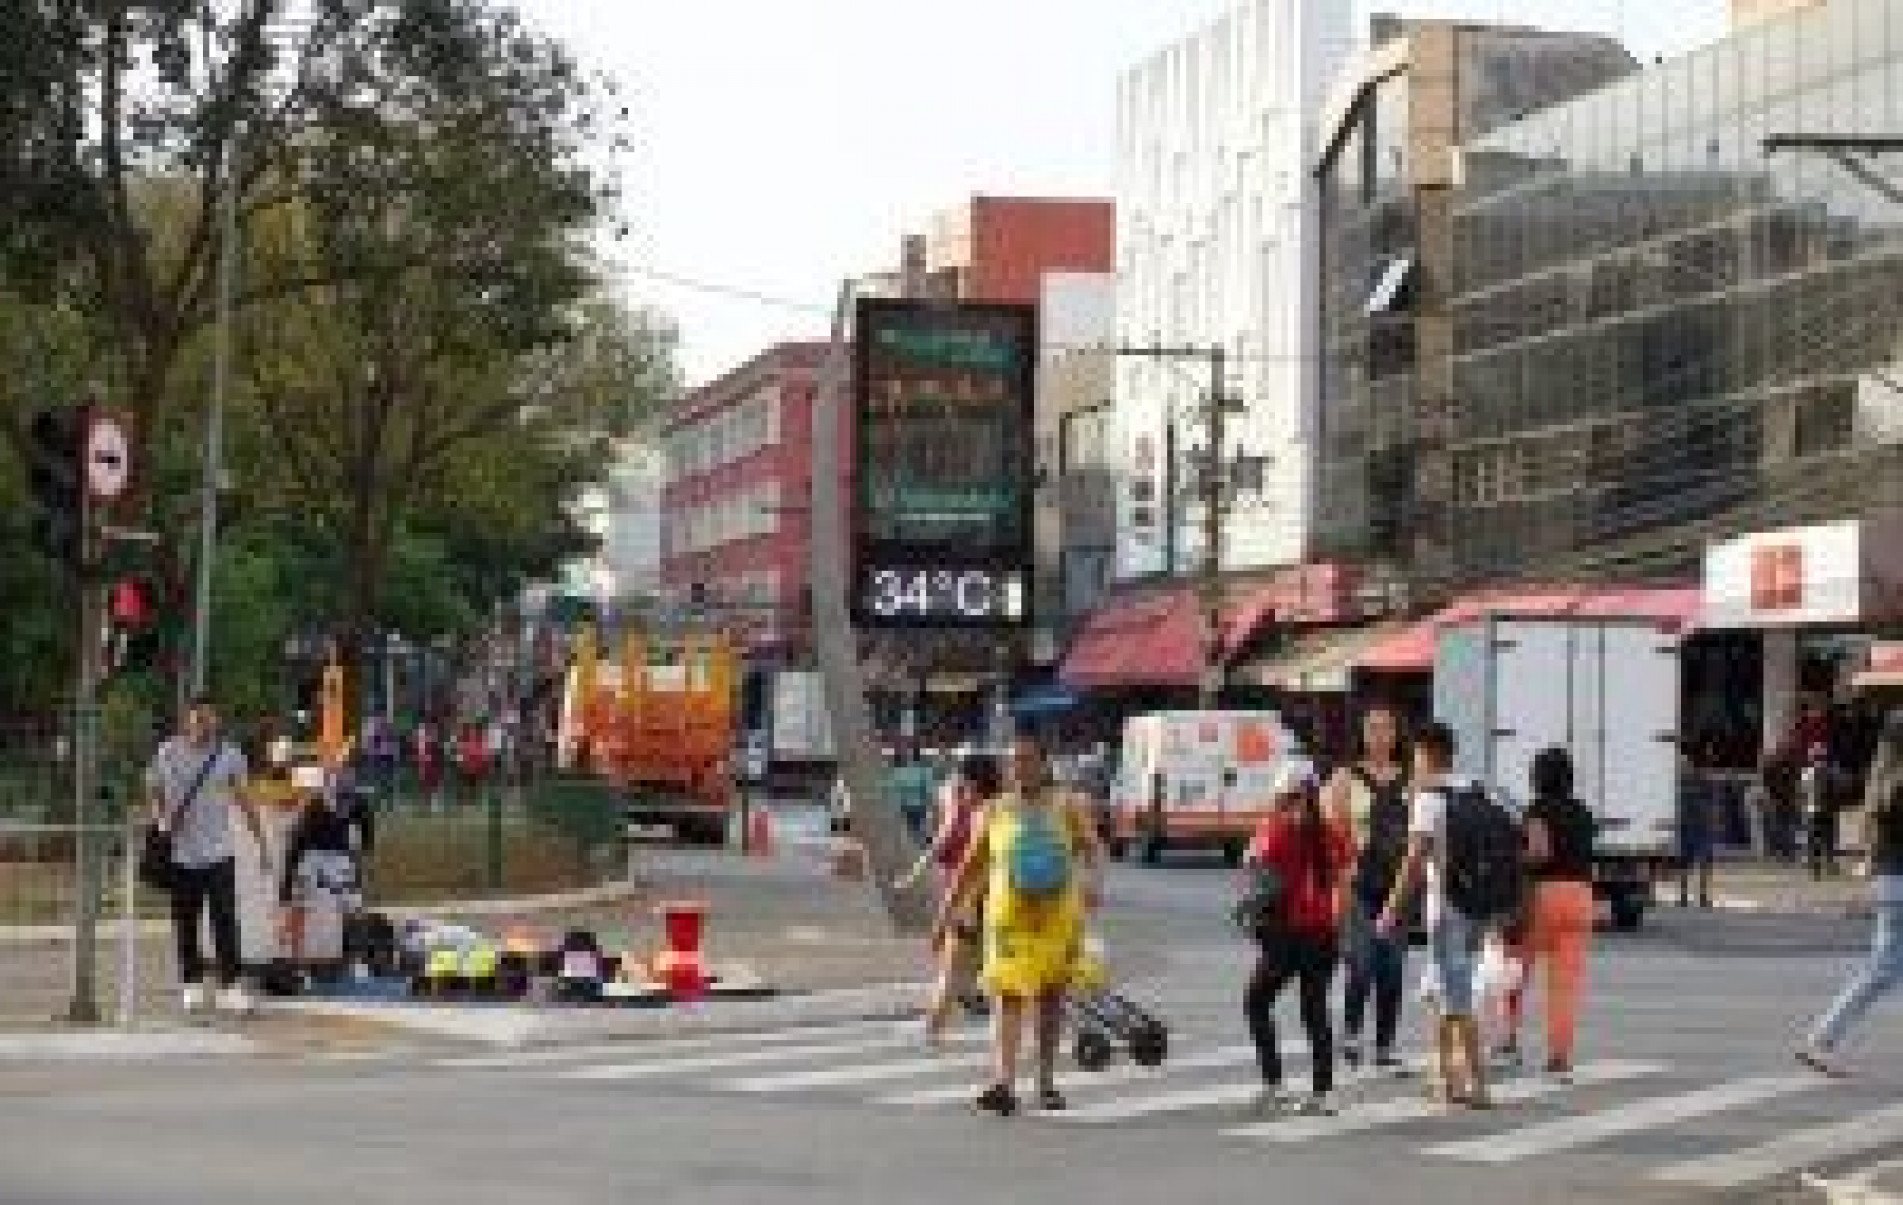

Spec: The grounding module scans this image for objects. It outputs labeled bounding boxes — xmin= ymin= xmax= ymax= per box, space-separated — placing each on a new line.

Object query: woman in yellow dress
xmin=933 ymin=731 xmax=1104 ymax=1116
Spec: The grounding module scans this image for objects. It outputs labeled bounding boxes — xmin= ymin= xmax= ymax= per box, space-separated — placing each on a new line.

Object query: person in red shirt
xmin=1242 ymin=759 xmax=1356 ymax=1116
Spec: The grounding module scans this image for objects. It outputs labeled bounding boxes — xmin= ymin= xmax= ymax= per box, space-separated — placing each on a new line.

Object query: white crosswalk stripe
xmin=1651 ymin=1101 xmax=1903 ymax=1190
xmin=1060 ymin=1050 xmax=1429 ymax=1125
xmin=559 ymin=1032 xmax=970 ymax=1082
xmin=878 ymin=1044 xmax=1260 ymax=1107
xmin=721 ymin=1051 xmax=994 ymax=1093
xmin=1224 ymin=1061 xmax=1665 ymax=1142
xmin=1427 ymin=1074 xmax=1823 ymax=1164
xmin=437 ymin=1019 xmax=925 ymax=1071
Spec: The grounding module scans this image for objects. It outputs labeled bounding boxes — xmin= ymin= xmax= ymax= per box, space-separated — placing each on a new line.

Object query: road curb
xmin=256 ymin=980 xmax=928 ymax=1048
xmin=0 ymin=880 xmax=644 ymax=946
xmin=1806 ymin=1166 xmax=1903 ymax=1205
xmin=0 ymin=1029 xmax=258 ymax=1060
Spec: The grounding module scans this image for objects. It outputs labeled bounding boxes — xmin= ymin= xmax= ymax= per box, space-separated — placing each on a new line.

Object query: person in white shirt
xmin=1379 ymin=720 xmax=1489 ymax=1107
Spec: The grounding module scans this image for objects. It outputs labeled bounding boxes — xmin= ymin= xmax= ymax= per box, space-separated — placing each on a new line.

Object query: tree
xmin=0 ymin=0 xmax=630 ymax=471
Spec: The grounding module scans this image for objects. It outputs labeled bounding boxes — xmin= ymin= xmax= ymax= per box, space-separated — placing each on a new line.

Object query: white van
xmin=1109 ymin=711 xmax=1306 ymax=865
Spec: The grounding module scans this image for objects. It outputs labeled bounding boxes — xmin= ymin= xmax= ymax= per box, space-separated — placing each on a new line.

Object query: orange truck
xmin=559 ymin=628 xmax=739 ymax=846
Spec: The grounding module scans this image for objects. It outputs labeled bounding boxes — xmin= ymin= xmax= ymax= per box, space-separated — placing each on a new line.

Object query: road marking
xmin=878 ymin=1045 xmax=1260 ymax=1107
xmin=1427 ymin=1074 xmax=1822 ymax=1164
xmin=561 ymin=1033 xmax=959 ymax=1081
xmin=1225 ymin=1061 xmax=1666 ymax=1142
xmin=438 ymin=1019 xmax=924 ymax=1071
xmin=1060 ymin=1047 xmax=1430 ymax=1125
xmin=720 ymin=1051 xmax=994 ymax=1093
xmin=1652 ymin=1101 xmax=1903 ymax=1189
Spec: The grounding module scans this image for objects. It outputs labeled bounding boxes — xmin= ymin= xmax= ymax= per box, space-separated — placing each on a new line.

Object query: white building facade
xmin=1113 ymin=0 xmax=1357 ymax=581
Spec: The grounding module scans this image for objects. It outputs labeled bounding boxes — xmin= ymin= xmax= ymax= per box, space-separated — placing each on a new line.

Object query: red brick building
xmin=658 ymin=342 xmax=833 ymax=657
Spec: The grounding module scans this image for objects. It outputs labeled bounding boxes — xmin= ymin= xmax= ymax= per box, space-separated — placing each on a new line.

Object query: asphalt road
xmin=2 ymin=854 xmax=1896 ymax=1205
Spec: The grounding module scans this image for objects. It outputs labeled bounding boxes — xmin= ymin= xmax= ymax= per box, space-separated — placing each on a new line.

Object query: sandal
xmin=975 ymin=1083 xmax=1019 ymax=1117
xmin=1036 ymin=1086 xmax=1068 ymax=1112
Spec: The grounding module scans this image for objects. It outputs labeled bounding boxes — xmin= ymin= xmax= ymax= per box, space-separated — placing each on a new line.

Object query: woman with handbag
xmin=142 ymin=699 xmax=271 ymax=1014
xmin=896 ymin=753 xmax=1001 ymax=1045
xmin=1240 ymin=759 xmax=1355 ymax=1117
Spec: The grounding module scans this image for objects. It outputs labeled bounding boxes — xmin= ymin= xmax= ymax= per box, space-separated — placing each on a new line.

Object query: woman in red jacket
xmin=1243 ymin=760 xmax=1355 ymax=1117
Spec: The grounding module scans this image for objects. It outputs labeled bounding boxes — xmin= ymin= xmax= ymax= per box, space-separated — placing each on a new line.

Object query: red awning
xmin=1356 ymin=586 xmax=1703 ymax=674
xmin=1060 ymin=591 xmax=1204 ymax=688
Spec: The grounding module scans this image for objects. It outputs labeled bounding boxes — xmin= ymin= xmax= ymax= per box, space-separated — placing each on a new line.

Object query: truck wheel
xmin=1140 ymin=831 xmax=1166 ymax=866
xmin=1610 ymin=894 xmax=1646 ymax=932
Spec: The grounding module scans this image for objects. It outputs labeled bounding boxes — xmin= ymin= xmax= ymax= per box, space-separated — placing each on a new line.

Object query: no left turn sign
xmin=85 ymin=415 xmax=130 ymax=501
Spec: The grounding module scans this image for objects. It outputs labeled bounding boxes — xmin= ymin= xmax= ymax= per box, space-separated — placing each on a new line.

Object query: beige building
xmin=1731 ymin=0 xmax=1825 ymax=28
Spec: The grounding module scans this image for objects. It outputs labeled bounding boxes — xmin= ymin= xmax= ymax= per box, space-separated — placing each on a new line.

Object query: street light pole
xmin=186 ymin=128 xmax=239 ymax=708
xmin=1113 ymin=343 xmax=1239 ymax=708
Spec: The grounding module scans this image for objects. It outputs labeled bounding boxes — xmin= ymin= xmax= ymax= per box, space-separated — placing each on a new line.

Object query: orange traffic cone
xmin=746 ymin=808 xmax=774 ymax=858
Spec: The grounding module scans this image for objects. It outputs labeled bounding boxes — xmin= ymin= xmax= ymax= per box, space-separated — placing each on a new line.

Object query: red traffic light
xmin=109 ymin=579 xmax=151 ymax=627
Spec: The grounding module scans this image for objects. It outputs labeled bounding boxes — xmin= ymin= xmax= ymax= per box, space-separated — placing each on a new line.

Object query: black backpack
xmin=1351 ymin=767 xmax=1412 ymax=907
xmin=1441 ymin=783 xmax=1526 ymax=923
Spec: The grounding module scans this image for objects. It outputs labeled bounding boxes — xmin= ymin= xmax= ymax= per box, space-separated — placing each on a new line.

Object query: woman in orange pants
xmin=1508 ymin=747 xmax=1599 ymax=1078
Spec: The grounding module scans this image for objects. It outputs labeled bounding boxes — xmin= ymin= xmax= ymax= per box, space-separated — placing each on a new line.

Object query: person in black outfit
xmin=279 ymin=771 xmax=376 ymax=967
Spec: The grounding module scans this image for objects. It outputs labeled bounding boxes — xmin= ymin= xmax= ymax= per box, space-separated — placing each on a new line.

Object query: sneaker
xmin=215 ymin=984 xmax=255 ymax=1015
xmin=1294 ymin=1092 xmax=1337 ymax=1117
xmin=1249 ymin=1086 xmax=1300 ymax=1118
xmin=1796 ymin=1048 xmax=1851 ymax=1079
xmin=1373 ymin=1050 xmax=1411 ymax=1076
xmin=1035 ymin=1086 xmax=1068 ymax=1112
xmin=1341 ymin=1038 xmax=1364 ymax=1069
xmin=974 ymin=1083 xmax=1018 ymax=1117
xmin=180 ymin=984 xmax=210 ymax=1014
xmin=1542 ymin=1058 xmax=1574 ymax=1083
xmin=1491 ymin=1041 xmax=1524 ymax=1072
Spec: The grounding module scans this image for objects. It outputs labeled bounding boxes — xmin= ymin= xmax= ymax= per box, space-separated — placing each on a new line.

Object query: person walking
xmin=933 ymin=732 xmax=1103 ymax=1117
xmin=1495 ymin=746 xmax=1597 ymax=1080
xmin=144 ymin=698 xmax=271 ymax=1014
xmin=1324 ymin=703 xmax=1412 ymax=1073
xmin=1798 ymin=709 xmax=1903 ymax=1077
xmin=1243 ymin=760 xmax=1355 ymax=1116
xmin=1802 ymin=742 xmax=1847 ymax=880
xmin=897 ymin=753 xmax=1001 ymax=1044
xmin=1379 ymin=720 xmax=1495 ymax=1108
xmin=1677 ymin=745 xmax=1719 ymax=908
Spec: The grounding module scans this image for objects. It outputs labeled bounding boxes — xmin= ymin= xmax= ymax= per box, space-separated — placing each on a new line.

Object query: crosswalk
xmin=427 ymin=1020 xmax=1903 ymax=1191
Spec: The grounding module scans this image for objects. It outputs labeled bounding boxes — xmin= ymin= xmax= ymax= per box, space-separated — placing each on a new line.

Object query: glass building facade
xmin=1446 ymin=0 xmax=1903 ymax=587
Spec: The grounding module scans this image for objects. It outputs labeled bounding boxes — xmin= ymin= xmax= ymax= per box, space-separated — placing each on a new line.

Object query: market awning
xmin=1852 ymin=641 xmax=1903 ymax=692
xmin=1059 ymin=591 xmax=1203 ymax=688
xmin=1356 ymin=586 xmax=1703 ymax=674
xmin=1240 ymin=623 xmax=1412 ymax=692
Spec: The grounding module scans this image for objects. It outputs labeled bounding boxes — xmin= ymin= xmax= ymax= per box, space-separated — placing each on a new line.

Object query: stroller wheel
xmin=1129 ymin=1024 xmax=1169 ymax=1068
xmin=1074 ymin=1030 xmax=1116 ymax=1072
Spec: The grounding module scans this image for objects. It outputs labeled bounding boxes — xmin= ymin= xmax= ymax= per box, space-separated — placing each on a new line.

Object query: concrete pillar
xmin=1762 ymin=628 xmax=1800 ymax=759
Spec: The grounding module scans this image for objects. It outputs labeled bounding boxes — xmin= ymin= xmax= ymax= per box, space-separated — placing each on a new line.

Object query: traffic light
xmin=105 ymin=576 xmax=165 ymax=675
xmin=27 ymin=406 xmax=88 ymax=570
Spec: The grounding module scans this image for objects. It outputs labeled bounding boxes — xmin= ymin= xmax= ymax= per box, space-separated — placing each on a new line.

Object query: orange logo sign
xmin=1751 ymin=543 xmax=1804 ymax=612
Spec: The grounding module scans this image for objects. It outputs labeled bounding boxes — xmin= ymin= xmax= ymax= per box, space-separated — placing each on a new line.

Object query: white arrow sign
xmin=85 ymin=416 xmax=130 ymax=501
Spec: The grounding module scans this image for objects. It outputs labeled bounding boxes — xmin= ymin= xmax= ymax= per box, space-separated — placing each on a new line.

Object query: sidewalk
xmin=0 ymin=844 xmax=929 ymax=1052
xmin=1702 ymin=861 xmax=1876 ymax=917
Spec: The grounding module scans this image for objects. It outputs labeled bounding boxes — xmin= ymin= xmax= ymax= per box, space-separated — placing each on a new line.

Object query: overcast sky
xmin=515 ymin=0 xmax=1729 ymax=384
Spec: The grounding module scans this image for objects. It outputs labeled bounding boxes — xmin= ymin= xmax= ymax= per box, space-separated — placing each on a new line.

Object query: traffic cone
xmin=746 ymin=808 xmax=774 ymax=858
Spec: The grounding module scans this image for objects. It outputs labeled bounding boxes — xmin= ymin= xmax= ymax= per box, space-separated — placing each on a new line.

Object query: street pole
xmin=808 ymin=281 xmax=932 ymax=935
xmin=1199 ymin=345 xmax=1228 ymax=709
xmin=67 ymin=471 xmax=102 ymax=1026
xmin=186 ymin=129 xmax=239 ymax=708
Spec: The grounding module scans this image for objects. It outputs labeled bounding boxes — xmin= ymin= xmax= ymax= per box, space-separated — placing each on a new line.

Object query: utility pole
xmin=186 ymin=124 xmax=239 ymax=711
xmin=808 ymin=281 xmax=932 ymax=934
xmin=1113 ymin=344 xmax=1243 ymax=708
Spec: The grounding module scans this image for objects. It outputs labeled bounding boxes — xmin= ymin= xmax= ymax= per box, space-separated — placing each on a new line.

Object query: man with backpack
xmin=1324 ymin=703 xmax=1413 ymax=1074
xmin=1379 ymin=720 xmax=1525 ymax=1109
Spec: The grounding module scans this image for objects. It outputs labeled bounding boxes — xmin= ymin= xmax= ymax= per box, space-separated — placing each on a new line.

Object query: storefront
xmin=1703 ymin=514 xmax=1903 ymax=768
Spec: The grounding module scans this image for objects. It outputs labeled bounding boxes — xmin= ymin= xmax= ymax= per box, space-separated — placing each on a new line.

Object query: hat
xmin=1267 ymin=758 xmax=1319 ymax=799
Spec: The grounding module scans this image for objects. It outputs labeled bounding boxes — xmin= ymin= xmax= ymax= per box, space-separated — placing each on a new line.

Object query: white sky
xmin=516 ymin=0 xmax=1730 ymax=384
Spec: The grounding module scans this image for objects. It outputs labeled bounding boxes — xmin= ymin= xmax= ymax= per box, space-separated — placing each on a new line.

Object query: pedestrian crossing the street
xmin=426 ymin=1022 xmax=1903 ymax=1191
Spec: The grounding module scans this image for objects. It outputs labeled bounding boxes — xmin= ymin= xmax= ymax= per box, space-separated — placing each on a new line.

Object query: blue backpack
xmin=1008 ymin=804 xmax=1072 ymax=899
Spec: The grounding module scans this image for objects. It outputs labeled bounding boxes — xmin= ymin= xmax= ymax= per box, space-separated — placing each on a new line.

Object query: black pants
xmin=1809 ymin=811 xmax=1841 ymax=879
xmin=169 ymin=858 xmax=242 ymax=986
xmin=1245 ymin=931 xmax=1339 ymax=1094
xmin=1342 ymin=898 xmax=1405 ymax=1054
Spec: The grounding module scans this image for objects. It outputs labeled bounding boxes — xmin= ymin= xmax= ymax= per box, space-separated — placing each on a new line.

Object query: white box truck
xmin=1109 ymin=711 xmax=1305 ymax=865
xmin=1434 ymin=616 xmax=1681 ymax=931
